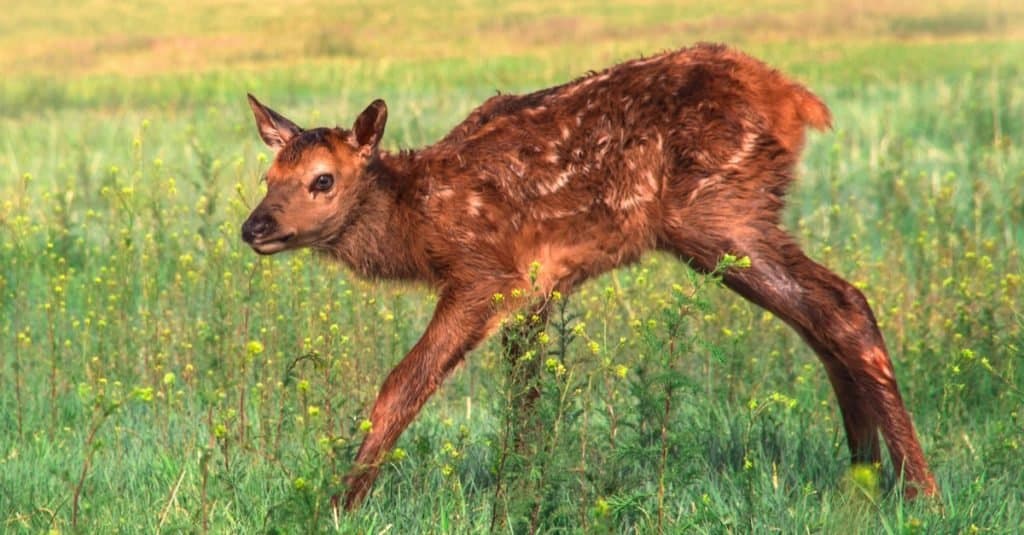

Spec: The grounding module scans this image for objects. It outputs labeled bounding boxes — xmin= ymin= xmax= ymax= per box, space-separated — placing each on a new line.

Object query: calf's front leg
xmin=341 ymin=289 xmax=498 ymax=510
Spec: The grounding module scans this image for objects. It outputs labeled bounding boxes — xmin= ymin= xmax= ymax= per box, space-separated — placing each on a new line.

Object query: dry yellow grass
xmin=1 ymin=0 xmax=1019 ymax=78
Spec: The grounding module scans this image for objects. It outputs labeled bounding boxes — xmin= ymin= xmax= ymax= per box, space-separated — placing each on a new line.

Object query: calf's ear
xmin=353 ymin=99 xmax=388 ymax=152
xmin=247 ymin=94 xmax=303 ymax=152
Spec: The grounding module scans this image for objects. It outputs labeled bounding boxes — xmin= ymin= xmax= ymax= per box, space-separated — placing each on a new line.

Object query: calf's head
xmin=241 ymin=94 xmax=388 ymax=254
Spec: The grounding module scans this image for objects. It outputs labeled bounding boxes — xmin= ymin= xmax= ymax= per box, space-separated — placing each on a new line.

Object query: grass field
xmin=1 ymin=1 xmax=1023 ymax=532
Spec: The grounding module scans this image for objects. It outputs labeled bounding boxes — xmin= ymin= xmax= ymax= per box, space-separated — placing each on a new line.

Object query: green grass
xmin=2 ymin=1 xmax=1023 ymax=533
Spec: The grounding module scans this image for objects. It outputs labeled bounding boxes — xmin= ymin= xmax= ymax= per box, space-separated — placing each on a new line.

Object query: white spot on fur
xmin=687 ymin=130 xmax=760 ymax=204
xmin=686 ymin=173 xmax=722 ymax=204
xmin=644 ymin=171 xmax=660 ymax=194
xmin=537 ymin=170 xmax=572 ymax=195
xmin=432 ymin=188 xmax=455 ymax=199
xmin=763 ymin=262 xmax=805 ymax=299
xmin=726 ymin=130 xmax=759 ymax=169
xmin=614 ymin=190 xmax=654 ymax=211
xmin=631 ymin=55 xmax=663 ymax=67
xmin=609 ymin=174 xmax=658 ymax=211
xmin=466 ymin=194 xmax=483 ymax=217
xmin=863 ymin=347 xmax=895 ymax=382
xmin=508 ymin=156 xmax=527 ymax=178
xmin=561 ymin=72 xmax=611 ymax=98
xmin=532 ymin=204 xmax=588 ymax=220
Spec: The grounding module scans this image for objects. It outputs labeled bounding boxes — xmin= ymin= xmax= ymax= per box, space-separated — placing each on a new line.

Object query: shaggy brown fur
xmin=241 ymin=43 xmax=937 ymax=509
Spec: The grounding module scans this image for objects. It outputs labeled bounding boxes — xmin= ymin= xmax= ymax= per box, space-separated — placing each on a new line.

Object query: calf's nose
xmin=241 ymin=213 xmax=276 ymax=243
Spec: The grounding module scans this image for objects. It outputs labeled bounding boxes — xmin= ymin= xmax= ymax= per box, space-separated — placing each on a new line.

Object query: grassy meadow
xmin=1 ymin=1 xmax=1023 ymax=532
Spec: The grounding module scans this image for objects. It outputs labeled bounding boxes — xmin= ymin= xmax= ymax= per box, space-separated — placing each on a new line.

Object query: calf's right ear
xmin=352 ymin=99 xmax=388 ymax=153
xmin=247 ymin=94 xmax=303 ymax=152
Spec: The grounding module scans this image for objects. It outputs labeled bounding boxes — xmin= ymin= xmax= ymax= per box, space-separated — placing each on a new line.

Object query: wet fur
xmin=242 ymin=43 xmax=937 ymax=509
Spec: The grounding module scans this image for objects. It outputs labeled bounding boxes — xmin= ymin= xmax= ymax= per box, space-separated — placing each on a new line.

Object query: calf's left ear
xmin=353 ymin=99 xmax=388 ymax=152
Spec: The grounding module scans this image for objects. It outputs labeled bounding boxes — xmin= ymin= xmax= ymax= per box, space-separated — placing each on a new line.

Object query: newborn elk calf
xmin=241 ymin=43 xmax=937 ymax=509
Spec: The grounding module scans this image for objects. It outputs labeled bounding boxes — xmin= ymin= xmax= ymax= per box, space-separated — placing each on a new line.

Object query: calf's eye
xmin=313 ymin=173 xmax=334 ymax=191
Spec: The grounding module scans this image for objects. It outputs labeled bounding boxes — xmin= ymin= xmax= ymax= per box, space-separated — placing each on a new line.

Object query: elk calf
xmin=242 ymin=43 xmax=937 ymax=509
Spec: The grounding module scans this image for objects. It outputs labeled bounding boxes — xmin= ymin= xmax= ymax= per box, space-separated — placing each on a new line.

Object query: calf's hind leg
xmin=663 ymin=222 xmax=937 ymax=497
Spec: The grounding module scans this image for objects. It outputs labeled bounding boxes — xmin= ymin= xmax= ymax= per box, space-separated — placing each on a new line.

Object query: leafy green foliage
xmin=1 ymin=1 xmax=1022 ymax=532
